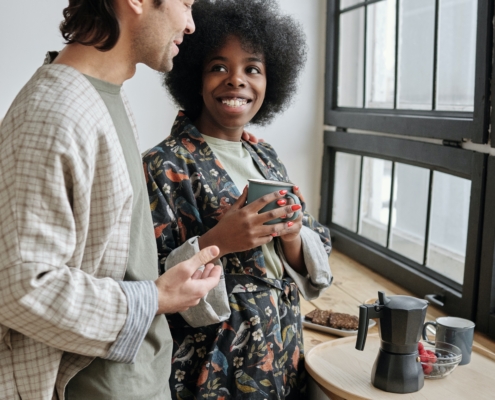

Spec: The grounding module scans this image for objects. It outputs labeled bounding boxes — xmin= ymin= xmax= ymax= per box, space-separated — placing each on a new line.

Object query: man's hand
xmin=155 ymin=246 xmax=222 ymax=314
xmin=241 ymin=130 xmax=264 ymax=144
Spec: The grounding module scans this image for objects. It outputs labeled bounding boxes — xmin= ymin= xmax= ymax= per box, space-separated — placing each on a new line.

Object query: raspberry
xmin=422 ymin=363 xmax=433 ymax=375
xmin=420 ymin=354 xmax=430 ymax=363
xmin=425 ymin=350 xmax=437 ymax=363
xmin=418 ymin=342 xmax=424 ymax=352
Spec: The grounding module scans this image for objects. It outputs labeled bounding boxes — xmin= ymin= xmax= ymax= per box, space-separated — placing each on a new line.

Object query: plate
xmin=302 ymin=318 xmax=376 ymax=337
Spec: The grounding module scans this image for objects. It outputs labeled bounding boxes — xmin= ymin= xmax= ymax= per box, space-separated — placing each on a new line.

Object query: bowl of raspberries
xmin=418 ymin=341 xmax=462 ymax=379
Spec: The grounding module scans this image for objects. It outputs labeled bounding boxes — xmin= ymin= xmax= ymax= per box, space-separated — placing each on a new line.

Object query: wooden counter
xmin=306 ymin=334 xmax=495 ymax=400
xmin=302 ymin=250 xmax=495 ymax=399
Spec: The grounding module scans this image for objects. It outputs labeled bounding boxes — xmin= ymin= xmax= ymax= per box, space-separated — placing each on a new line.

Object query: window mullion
xmin=386 ymin=162 xmax=396 ymax=248
xmin=393 ymin=0 xmax=400 ymax=109
xmin=356 ymin=156 xmax=364 ymax=233
xmin=423 ymin=170 xmax=434 ymax=265
xmin=363 ymin=3 xmax=368 ymax=108
xmin=431 ymin=0 xmax=440 ymax=111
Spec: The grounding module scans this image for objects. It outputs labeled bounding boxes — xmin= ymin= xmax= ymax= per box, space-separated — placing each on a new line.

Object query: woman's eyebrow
xmin=245 ymin=57 xmax=264 ymax=63
xmin=207 ymin=56 xmax=228 ymax=63
xmin=206 ymin=56 xmax=264 ymax=63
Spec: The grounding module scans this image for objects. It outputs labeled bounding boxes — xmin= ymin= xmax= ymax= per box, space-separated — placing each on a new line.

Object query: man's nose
xmin=185 ymin=12 xmax=195 ymax=34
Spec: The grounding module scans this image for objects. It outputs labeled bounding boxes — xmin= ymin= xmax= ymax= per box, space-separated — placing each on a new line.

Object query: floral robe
xmin=143 ymin=112 xmax=331 ymax=399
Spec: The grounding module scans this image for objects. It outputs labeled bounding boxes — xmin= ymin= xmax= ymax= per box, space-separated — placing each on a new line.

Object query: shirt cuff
xmin=105 ymin=280 xmax=158 ymax=363
xmin=165 ymin=237 xmax=230 ymax=327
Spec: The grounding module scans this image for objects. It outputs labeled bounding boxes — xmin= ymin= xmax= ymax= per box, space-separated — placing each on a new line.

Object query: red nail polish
xmin=281 ymin=215 xmax=287 ymax=219
xmin=291 ymin=204 xmax=301 ymax=211
xmin=277 ymin=199 xmax=287 ymax=206
xmin=294 ymin=186 xmax=299 ymax=191
xmin=279 ymin=190 xmax=288 ymax=195
xmin=271 ymin=232 xmax=278 ymax=237
xmin=287 ymin=221 xmax=294 ymax=227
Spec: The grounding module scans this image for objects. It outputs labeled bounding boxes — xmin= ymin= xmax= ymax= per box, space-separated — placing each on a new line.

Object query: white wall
xmin=0 ymin=0 xmax=327 ymax=215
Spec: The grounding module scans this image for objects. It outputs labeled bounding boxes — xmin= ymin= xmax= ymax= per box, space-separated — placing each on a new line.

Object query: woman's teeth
xmin=222 ymin=98 xmax=248 ymax=108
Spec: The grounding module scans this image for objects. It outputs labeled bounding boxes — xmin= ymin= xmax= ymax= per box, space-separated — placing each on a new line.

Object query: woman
xmin=143 ymin=0 xmax=332 ymax=398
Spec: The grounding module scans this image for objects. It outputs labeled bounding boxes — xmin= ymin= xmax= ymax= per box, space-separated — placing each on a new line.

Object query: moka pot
xmin=355 ymin=291 xmax=428 ymax=394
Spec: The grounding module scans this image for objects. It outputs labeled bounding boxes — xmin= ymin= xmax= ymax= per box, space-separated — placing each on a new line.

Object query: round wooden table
xmin=305 ymin=334 xmax=495 ymax=400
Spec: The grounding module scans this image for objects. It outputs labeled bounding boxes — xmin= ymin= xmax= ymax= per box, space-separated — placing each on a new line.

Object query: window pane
xmin=359 ymin=157 xmax=392 ymax=246
xmin=427 ymin=172 xmax=470 ymax=284
xmin=338 ymin=8 xmax=365 ymax=107
xmin=341 ymin=0 xmax=362 ymax=10
xmin=365 ymin=0 xmax=396 ymax=109
xmin=397 ymin=0 xmax=435 ymax=110
xmin=436 ymin=0 xmax=477 ymax=111
xmin=332 ymin=153 xmax=361 ymax=231
xmin=390 ymin=164 xmax=429 ymax=263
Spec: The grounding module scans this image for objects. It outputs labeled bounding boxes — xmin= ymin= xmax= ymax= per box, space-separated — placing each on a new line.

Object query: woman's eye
xmin=247 ymin=67 xmax=260 ymax=74
xmin=212 ymin=65 xmax=227 ymax=72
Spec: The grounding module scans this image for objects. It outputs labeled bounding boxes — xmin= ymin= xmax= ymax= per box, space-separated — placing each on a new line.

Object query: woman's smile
xmin=195 ymin=35 xmax=267 ymax=141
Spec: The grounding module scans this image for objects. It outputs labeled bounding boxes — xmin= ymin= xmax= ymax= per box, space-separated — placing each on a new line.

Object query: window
xmin=321 ymin=0 xmax=494 ymax=338
xmin=325 ymin=0 xmax=490 ymax=142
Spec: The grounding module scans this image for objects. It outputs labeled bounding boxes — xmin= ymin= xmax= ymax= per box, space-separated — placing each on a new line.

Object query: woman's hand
xmin=198 ymin=186 xmax=301 ymax=258
xmin=276 ymin=185 xmax=306 ymax=274
xmin=276 ymin=185 xmax=304 ymax=243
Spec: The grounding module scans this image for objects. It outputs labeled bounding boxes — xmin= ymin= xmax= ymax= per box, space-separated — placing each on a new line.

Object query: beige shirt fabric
xmin=0 ymin=63 xmax=150 ymax=399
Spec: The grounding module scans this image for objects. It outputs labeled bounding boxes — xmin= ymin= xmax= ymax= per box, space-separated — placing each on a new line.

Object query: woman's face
xmin=198 ymin=36 xmax=266 ymax=140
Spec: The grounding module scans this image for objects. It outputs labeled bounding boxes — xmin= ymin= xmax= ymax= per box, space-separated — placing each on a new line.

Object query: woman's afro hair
xmin=164 ymin=0 xmax=307 ymax=126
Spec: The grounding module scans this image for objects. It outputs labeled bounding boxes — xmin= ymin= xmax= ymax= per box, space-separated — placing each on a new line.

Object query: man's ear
xmin=126 ymin=0 xmax=145 ymax=15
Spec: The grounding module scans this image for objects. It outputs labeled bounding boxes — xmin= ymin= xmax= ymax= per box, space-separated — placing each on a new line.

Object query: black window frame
xmin=321 ymin=0 xmax=494 ymax=337
xmin=325 ymin=0 xmax=492 ymax=144
xmin=320 ymin=132 xmax=486 ymax=319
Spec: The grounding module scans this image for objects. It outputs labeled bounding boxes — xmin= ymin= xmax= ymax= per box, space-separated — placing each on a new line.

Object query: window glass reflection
xmin=341 ymin=0 xmax=363 ymax=10
xmin=365 ymin=0 xmax=396 ymax=109
xmin=358 ymin=157 xmax=392 ymax=246
xmin=390 ymin=163 xmax=429 ymax=263
xmin=427 ymin=171 xmax=470 ymax=284
xmin=397 ymin=0 xmax=435 ymax=110
xmin=332 ymin=152 xmax=361 ymax=232
xmin=338 ymin=9 xmax=365 ymax=107
xmin=436 ymin=0 xmax=477 ymax=111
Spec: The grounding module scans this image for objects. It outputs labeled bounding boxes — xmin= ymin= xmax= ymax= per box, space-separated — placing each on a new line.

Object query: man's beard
xmin=132 ymin=35 xmax=174 ymax=73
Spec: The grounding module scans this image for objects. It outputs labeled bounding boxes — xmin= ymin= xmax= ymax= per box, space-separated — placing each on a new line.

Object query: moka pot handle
xmin=355 ymin=304 xmax=381 ymax=351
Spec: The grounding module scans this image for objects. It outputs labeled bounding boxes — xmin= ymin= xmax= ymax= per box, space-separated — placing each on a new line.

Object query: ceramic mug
xmin=422 ymin=316 xmax=475 ymax=365
xmin=247 ymin=179 xmax=300 ymax=225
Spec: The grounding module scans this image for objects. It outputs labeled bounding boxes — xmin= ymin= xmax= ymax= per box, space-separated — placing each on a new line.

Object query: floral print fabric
xmin=143 ymin=112 xmax=331 ymax=399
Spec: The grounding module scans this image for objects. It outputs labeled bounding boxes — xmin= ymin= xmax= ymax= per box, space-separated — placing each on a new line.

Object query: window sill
xmin=301 ymin=249 xmax=495 ymax=354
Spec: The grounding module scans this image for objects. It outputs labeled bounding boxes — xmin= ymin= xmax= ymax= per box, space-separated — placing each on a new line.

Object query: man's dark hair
xmin=59 ymin=0 xmax=164 ymax=51
xmin=164 ymin=0 xmax=307 ymax=125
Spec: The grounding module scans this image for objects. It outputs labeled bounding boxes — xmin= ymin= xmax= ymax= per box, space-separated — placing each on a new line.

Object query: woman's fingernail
xmin=279 ymin=190 xmax=288 ymax=195
xmin=291 ymin=205 xmax=301 ymax=211
xmin=281 ymin=215 xmax=287 ymax=219
xmin=277 ymin=199 xmax=287 ymax=206
xmin=287 ymin=221 xmax=294 ymax=227
xmin=271 ymin=232 xmax=278 ymax=237
xmin=294 ymin=186 xmax=299 ymax=191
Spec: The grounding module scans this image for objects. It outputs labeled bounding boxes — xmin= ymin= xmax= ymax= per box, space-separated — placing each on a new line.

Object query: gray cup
xmin=422 ymin=316 xmax=475 ymax=365
xmin=247 ymin=179 xmax=300 ymax=225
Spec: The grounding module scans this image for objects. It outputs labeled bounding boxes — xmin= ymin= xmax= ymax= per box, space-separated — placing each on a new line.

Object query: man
xmin=0 ymin=1 xmax=227 ymax=399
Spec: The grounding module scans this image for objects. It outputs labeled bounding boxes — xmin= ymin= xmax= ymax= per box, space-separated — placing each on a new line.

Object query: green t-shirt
xmin=201 ymin=134 xmax=284 ymax=281
xmin=65 ymin=76 xmax=172 ymax=400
